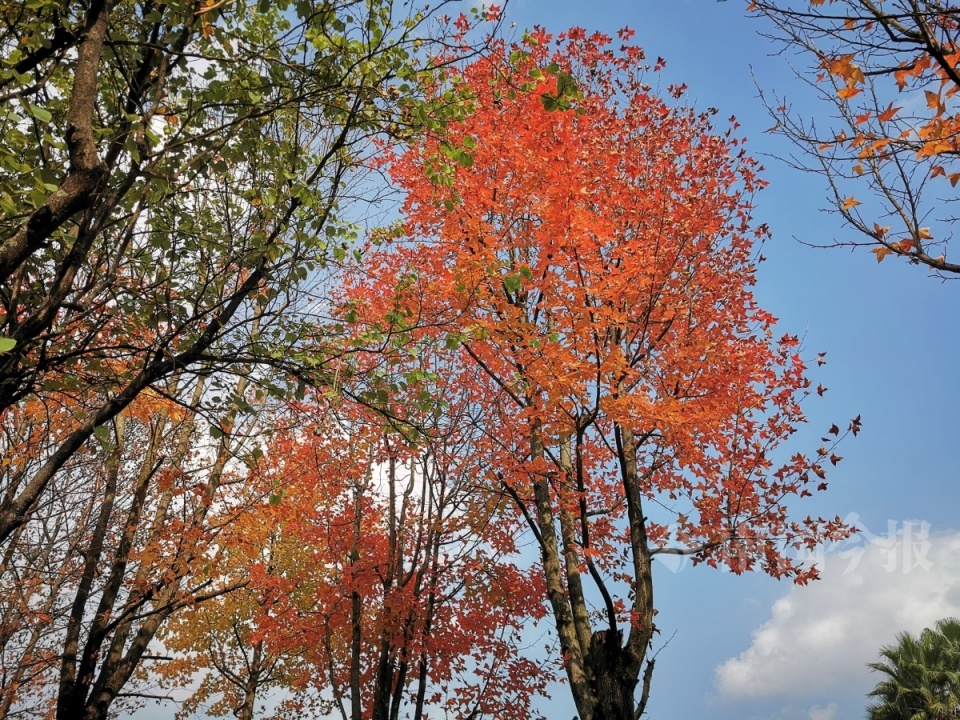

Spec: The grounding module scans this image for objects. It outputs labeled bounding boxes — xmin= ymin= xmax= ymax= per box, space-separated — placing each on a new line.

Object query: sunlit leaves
xmin=750 ymin=0 xmax=960 ymax=274
xmin=345 ymin=25 xmax=852 ymax=720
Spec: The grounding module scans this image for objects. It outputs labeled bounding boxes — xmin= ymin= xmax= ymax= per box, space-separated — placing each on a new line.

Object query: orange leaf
xmin=837 ymin=84 xmax=861 ymax=100
xmin=918 ymin=227 xmax=933 ymax=240
xmin=871 ymin=245 xmax=892 ymax=262
xmin=841 ymin=195 xmax=861 ymax=210
xmin=877 ymin=104 xmax=901 ymax=123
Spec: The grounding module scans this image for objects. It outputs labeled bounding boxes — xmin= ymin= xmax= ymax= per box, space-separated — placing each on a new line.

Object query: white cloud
xmin=715 ymin=523 xmax=960 ymax=700
xmin=807 ymin=703 xmax=838 ymax=720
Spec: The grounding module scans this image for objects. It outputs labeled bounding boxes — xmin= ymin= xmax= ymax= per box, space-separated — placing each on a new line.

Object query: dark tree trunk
xmin=589 ymin=630 xmax=639 ymax=720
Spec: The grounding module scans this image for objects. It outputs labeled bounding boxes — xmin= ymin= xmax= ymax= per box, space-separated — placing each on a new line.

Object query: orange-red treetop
xmin=347 ymin=28 xmax=853 ymax=589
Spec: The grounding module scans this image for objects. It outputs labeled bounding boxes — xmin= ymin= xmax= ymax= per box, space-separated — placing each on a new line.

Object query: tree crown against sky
xmin=0 ymin=1 xmax=505 ymax=718
xmin=867 ymin=617 xmax=960 ymax=720
xmin=749 ymin=0 xmax=960 ymax=276
xmin=340 ymin=26 xmax=858 ymax=720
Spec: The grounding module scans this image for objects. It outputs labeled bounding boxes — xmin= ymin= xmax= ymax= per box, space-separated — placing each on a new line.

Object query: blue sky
xmin=497 ymin=1 xmax=960 ymax=719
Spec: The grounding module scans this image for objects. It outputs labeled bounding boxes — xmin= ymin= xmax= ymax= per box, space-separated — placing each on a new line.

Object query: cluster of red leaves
xmin=349 ymin=28 xmax=854 ymax=590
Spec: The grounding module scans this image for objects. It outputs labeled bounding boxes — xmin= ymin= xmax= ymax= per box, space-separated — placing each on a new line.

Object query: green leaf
xmin=556 ymin=72 xmax=578 ymax=98
xmin=0 ymin=337 xmax=15 ymax=353
xmin=25 ymin=102 xmax=52 ymax=123
xmin=540 ymin=94 xmax=561 ymax=112
xmin=93 ymin=425 xmax=115 ymax=453
xmin=503 ymin=273 xmax=522 ymax=294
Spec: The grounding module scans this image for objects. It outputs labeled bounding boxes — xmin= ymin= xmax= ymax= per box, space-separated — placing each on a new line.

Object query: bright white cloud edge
xmin=715 ymin=522 xmax=960 ymax=700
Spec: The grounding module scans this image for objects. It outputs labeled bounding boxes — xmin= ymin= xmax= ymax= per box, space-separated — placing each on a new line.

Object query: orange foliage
xmin=751 ymin=0 xmax=960 ymax=273
xmin=344 ymin=27 xmax=853 ymax=720
xmin=156 ymin=391 xmax=550 ymax=720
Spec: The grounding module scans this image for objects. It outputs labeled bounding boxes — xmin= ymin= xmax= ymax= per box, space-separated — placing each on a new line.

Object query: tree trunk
xmin=588 ymin=629 xmax=639 ymax=720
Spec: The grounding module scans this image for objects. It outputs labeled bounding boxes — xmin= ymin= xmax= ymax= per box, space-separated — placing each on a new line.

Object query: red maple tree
xmin=345 ymin=27 xmax=856 ymax=720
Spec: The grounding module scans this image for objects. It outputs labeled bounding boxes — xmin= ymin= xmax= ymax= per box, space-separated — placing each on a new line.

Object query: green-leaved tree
xmin=868 ymin=618 xmax=960 ymax=720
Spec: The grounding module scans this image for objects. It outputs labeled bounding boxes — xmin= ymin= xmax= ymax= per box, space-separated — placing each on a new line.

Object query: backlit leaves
xmin=750 ymin=0 xmax=960 ymax=274
xmin=345 ymin=26 xmax=852 ymax=720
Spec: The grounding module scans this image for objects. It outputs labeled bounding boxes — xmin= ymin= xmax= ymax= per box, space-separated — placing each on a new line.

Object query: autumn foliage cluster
xmin=0 ymin=3 xmax=860 ymax=720
xmin=339 ymin=26 xmax=854 ymax=720
xmin=751 ymin=0 xmax=960 ymax=274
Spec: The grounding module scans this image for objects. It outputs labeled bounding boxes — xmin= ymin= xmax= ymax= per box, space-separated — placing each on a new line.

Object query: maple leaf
xmin=837 ymin=84 xmax=862 ymax=100
xmin=871 ymin=246 xmax=893 ymax=262
xmin=842 ymin=195 xmax=861 ymax=210
xmin=850 ymin=415 xmax=862 ymax=436
xmin=877 ymin=103 xmax=901 ymax=123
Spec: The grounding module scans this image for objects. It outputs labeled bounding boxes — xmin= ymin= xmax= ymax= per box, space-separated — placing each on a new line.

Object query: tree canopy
xmin=0 ymin=0 xmax=500 ymax=717
xmin=867 ymin=618 xmax=960 ymax=720
xmin=343 ymin=27 xmax=856 ymax=720
xmin=750 ymin=0 xmax=960 ymax=275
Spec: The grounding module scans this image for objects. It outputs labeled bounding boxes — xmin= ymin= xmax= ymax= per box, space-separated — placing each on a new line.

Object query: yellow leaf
xmin=837 ymin=84 xmax=861 ymax=100
xmin=871 ymin=246 xmax=892 ymax=263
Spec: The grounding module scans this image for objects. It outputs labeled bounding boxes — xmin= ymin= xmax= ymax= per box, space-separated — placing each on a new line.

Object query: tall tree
xmin=346 ymin=27 xmax=856 ymax=720
xmin=152 ymin=387 xmax=550 ymax=720
xmin=749 ymin=0 xmax=960 ymax=275
xmin=867 ymin=618 xmax=960 ymax=720
xmin=0 ymin=0 xmax=494 ymax=544
xmin=0 ymin=1 xmax=500 ymax=717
